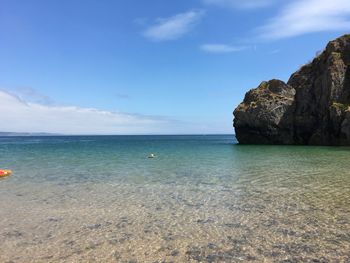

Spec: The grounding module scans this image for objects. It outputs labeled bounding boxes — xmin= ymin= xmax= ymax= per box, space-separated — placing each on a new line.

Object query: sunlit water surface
xmin=0 ymin=135 xmax=349 ymax=262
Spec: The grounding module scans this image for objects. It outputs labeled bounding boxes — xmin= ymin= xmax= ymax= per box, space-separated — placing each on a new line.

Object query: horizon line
xmin=0 ymin=132 xmax=235 ymax=137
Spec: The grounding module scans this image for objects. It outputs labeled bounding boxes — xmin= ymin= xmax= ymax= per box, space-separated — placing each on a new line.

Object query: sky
xmin=0 ymin=0 xmax=350 ymax=134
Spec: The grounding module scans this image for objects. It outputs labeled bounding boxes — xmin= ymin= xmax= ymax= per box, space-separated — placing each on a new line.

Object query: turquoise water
xmin=0 ymin=135 xmax=349 ymax=262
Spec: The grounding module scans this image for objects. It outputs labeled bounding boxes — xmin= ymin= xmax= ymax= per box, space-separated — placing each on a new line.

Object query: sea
xmin=0 ymin=135 xmax=349 ymax=262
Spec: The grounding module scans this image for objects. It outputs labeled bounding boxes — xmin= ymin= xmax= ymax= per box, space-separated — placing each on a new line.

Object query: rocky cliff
xmin=233 ymin=34 xmax=350 ymax=145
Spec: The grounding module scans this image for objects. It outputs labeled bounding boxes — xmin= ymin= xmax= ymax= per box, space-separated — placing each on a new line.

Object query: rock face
xmin=234 ymin=34 xmax=350 ymax=145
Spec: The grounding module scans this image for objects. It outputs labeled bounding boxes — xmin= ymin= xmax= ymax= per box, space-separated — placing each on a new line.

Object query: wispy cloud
xmin=10 ymin=86 xmax=55 ymax=105
xmin=258 ymin=0 xmax=350 ymax=40
xmin=0 ymin=90 xmax=179 ymax=135
xmin=115 ymin=92 xmax=130 ymax=100
xmin=269 ymin=49 xmax=280 ymax=54
xmin=143 ymin=10 xmax=205 ymax=41
xmin=202 ymin=0 xmax=274 ymax=9
xmin=200 ymin=44 xmax=247 ymax=53
xmin=0 ymin=90 xmax=229 ymax=134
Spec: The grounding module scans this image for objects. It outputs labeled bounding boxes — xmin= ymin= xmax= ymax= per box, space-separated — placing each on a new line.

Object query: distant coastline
xmin=0 ymin=132 xmax=61 ymax=137
xmin=0 ymin=133 xmax=234 ymax=137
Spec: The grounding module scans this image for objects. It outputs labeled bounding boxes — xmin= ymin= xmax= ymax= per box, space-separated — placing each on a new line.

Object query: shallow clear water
xmin=0 ymin=135 xmax=349 ymax=262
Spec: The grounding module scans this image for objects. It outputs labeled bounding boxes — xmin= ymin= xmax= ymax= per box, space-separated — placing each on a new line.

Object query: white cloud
xmin=143 ymin=10 xmax=205 ymax=41
xmin=203 ymin=0 xmax=274 ymax=9
xmin=0 ymin=90 xmax=181 ymax=135
xmin=259 ymin=0 xmax=350 ymax=40
xmin=200 ymin=44 xmax=247 ymax=53
xmin=0 ymin=90 xmax=231 ymax=135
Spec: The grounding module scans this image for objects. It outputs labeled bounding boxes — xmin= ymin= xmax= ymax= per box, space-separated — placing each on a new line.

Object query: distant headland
xmin=0 ymin=132 xmax=60 ymax=136
xmin=234 ymin=34 xmax=350 ymax=146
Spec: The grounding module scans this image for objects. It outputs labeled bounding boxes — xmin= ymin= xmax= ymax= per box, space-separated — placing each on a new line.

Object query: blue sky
xmin=1 ymin=0 xmax=350 ymax=134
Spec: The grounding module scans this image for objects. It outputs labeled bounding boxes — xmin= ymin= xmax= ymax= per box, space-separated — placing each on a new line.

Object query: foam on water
xmin=0 ymin=135 xmax=349 ymax=262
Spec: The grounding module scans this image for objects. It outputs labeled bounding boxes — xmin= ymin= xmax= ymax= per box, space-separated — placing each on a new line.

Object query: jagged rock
xmin=234 ymin=79 xmax=295 ymax=144
xmin=234 ymin=34 xmax=350 ymax=145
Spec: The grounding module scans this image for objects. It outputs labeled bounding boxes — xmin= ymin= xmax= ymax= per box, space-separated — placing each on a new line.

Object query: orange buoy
xmin=0 ymin=170 xmax=12 ymax=177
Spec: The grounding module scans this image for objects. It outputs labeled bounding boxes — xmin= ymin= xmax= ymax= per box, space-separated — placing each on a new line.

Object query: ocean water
xmin=0 ymin=135 xmax=349 ymax=262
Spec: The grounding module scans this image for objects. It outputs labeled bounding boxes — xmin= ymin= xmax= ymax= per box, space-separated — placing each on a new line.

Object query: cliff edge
xmin=233 ymin=34 xmax=350 ymax=145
